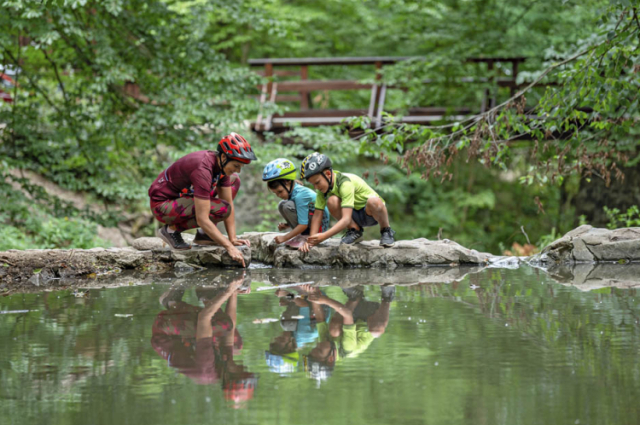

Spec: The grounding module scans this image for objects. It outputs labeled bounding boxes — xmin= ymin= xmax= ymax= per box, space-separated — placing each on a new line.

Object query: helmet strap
xmin=281 ymin=180 xmax=294 ymax=199
xmin=219 ymin=152 xmax=229 ymax=175
xmin=322 ymin=169 xmax=333 ymax=196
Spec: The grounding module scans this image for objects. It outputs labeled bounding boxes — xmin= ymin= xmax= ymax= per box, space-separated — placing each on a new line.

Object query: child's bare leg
xmin=327 ymin=196 xmax=359 ymax=230
xmin=367 ymin=301 xmax=390 ymax=338
xmin=329 ymin=313 xmax=343 ymax=338
xmin=278 ymin=200 xmax=299 ymax=229
xmin=345 ymin=297 xmax=360 ymax=312
xmin=326 ymin=196 xmax=342 ymax=221
xmin=365 ymin=197 xmax=390 ymax=229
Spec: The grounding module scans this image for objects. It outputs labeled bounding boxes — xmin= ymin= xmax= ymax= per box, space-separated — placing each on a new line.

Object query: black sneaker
xmin=342 ymin=285 xmax=364 ymax=301
xmin=194 ymin=228 xmax=220 ymax=246
xmin=380 ymin=227 xmax=396 ymax=247
xmin=341 ymin=228 xmax=363 ymax=245
xmin=159 ymin=285 xmax=186 ymax=308
xmin=381 ymin=285 xmax=396 ymax=302
xmin=157 ymin=225 xmax=191 ymax=250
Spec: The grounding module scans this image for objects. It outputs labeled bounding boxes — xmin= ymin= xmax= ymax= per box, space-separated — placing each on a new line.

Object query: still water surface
xmin=1 ymin=267 xmax=640 ymax=425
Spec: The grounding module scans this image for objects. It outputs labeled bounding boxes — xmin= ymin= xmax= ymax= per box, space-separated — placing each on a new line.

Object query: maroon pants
xmin=150 ymin=174 xmax=240 ymax=232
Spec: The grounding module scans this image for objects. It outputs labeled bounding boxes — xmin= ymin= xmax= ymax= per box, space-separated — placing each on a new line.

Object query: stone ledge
xmin=238 ymin=232 xmax=492 ymax=268
xmin=0 ymin=243 xmax=250 ymax=285
xmin=151 ymin=245 xmax=251 ymax=267
xmin=0 ymin=231 xmax=495 ymax=284
xmin=7 ymin=225 xmax=640 ymax=286
xmin=529 ymin=225 xmax=640 ymax=265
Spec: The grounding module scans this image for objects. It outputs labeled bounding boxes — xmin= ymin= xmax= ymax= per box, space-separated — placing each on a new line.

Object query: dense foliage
xmin=1 ymin=0 xmax=638 ymax=251
xmin=353 ymin=1 xmax=640 ymax=188
xmin=0 ymin=0 xmax=261 ymax=247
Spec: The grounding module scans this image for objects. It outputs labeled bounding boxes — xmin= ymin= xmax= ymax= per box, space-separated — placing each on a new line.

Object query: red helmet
xmin=217 ymin=133 xmax=257 ymax=164
xmin=224 ymin=373 xmax=258 ymax=406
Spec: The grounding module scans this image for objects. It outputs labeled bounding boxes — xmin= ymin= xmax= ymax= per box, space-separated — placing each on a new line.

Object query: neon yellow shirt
xmin=314 ymin=171 xmax=383 ymax=211
xmin=316 ymin=322 xmax=375 ymax=361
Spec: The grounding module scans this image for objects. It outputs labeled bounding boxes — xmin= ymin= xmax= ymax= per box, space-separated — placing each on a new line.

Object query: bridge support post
xmin=300 ymin=65 xmax=311 ymax=110
xmin=372 ymin=61 xmax=383 ymax=125
xmin=511 ymin=61 xmax=519 ymax=97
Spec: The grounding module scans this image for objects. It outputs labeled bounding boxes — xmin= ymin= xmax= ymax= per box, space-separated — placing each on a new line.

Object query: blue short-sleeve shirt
xmin=290 ymin=183 xmax=330 ymax=231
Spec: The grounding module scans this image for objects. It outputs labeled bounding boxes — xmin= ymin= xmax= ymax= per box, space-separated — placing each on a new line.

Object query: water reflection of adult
xmin=151 ymin=273 xmax=257 ymax=406
xmin=305 ymin=285 xmax=395 ymax=380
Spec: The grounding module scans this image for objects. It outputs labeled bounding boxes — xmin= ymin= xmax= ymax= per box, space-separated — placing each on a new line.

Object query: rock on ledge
xmin=530 ymin=225 xmax=640 ymax=264
xmin=538 ymin=263 xmax=640 ymax=291
xmin=151 ymin=245 xmax=251 ymax=268
xmin=238 ymin=232 xmax=492 ymax=268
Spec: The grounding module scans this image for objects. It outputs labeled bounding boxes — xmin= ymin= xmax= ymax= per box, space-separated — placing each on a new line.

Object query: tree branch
xmin=3 ymin=49 xmax=63 ymax=115
xmin=10 ymin=30 xmax=21 ymax=150
xmin=507 ymin=0 xmax=541 ymax=28
xmin=360 ymin=13 xmax=638 ymax=149
xmin=41 ymin=49 xmax=69 ymax=106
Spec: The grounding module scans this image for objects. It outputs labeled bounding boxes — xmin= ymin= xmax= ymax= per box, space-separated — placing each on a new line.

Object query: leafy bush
xmin=0 ymin=217 xmax=108 ymax=251
xmin=536 ymin=227 xmax=558 ymax=251
xmin=604 ymin=206 xmax=640 ymax=229
xmin=0 ymin=172 xmax=110 ymax=250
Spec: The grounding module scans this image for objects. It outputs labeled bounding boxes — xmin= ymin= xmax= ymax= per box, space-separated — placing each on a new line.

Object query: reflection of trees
xmin=0 ymin=288 xmax=147 ymax=405
xmin=405 ymin=269 xmax=640 ymax=378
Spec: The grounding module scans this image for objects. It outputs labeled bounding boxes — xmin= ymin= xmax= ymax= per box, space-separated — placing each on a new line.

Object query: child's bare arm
xmin=308 ymin=294 xmax=354 ymax=325
xmin=276 ymin=224 xmax=308 ymax=244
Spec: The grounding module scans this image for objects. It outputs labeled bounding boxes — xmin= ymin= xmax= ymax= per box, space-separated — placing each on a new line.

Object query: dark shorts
xmin=353 ymin=300 xmax=381 ymax=322
xmin=352 ymin=207 xmax=378 ymax=229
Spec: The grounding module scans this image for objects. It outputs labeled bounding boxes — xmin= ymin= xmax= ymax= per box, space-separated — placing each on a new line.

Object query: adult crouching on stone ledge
xmin=148 ymin=133 xmax=257 ymax=267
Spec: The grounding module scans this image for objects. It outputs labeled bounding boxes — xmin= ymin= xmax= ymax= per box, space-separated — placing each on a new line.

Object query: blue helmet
xmin=264 ymin=351 xmax=299 ymax=375
xmin=262 ymin=158 xmax=297 ymax=182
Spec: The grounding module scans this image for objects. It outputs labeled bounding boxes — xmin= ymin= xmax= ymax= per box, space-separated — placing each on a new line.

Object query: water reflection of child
xmin=150 ymin=273 xmax=257 ymax=406
xmin=265 ymin=285 xmax=330 ymax=374
xmin=305 ymin=285 xmax=395 ymax=380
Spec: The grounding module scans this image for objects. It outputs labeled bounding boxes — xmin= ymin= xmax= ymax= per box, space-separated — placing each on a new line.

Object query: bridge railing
xmin=248 ymin=56 xmax=527 ymax=132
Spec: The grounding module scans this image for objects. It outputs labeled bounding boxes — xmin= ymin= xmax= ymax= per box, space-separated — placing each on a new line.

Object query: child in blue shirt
xmin=263 ymin=158 xmax=330 ymax=248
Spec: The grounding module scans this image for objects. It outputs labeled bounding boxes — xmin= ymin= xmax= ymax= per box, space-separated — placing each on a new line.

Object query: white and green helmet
xmin=262 ymin=158 xmax=297 ymax=182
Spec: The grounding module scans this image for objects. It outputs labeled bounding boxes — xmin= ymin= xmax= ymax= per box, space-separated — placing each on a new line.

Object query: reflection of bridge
xmin=249 ymin=56 xmax=528 ymax=133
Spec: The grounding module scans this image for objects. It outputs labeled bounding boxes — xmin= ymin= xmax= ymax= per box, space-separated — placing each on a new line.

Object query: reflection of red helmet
xmin=217 ymin=133 xmax=257 ymax=164
xmin=224 ymin=373 xmax=258 ymax=406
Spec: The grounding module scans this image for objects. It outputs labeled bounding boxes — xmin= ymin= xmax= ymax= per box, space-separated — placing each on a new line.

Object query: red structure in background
xmin=1 ymin=73 xmax=15 ymax=103
xmin=249 ymin=56 xmax=529 ymax=133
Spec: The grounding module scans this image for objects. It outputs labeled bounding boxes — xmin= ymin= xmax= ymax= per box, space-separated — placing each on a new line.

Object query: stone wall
xmin=5 ymin=225 xmax=640 ymax=288
xmin=1 ymin=232 xmax=493 ymax=285
xmin=240 ymin=232 xmax=492 ymax=268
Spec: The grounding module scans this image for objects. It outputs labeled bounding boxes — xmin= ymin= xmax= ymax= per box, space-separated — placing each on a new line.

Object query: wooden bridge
xmin=249 ymin=56 xmax=528 ymax=133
